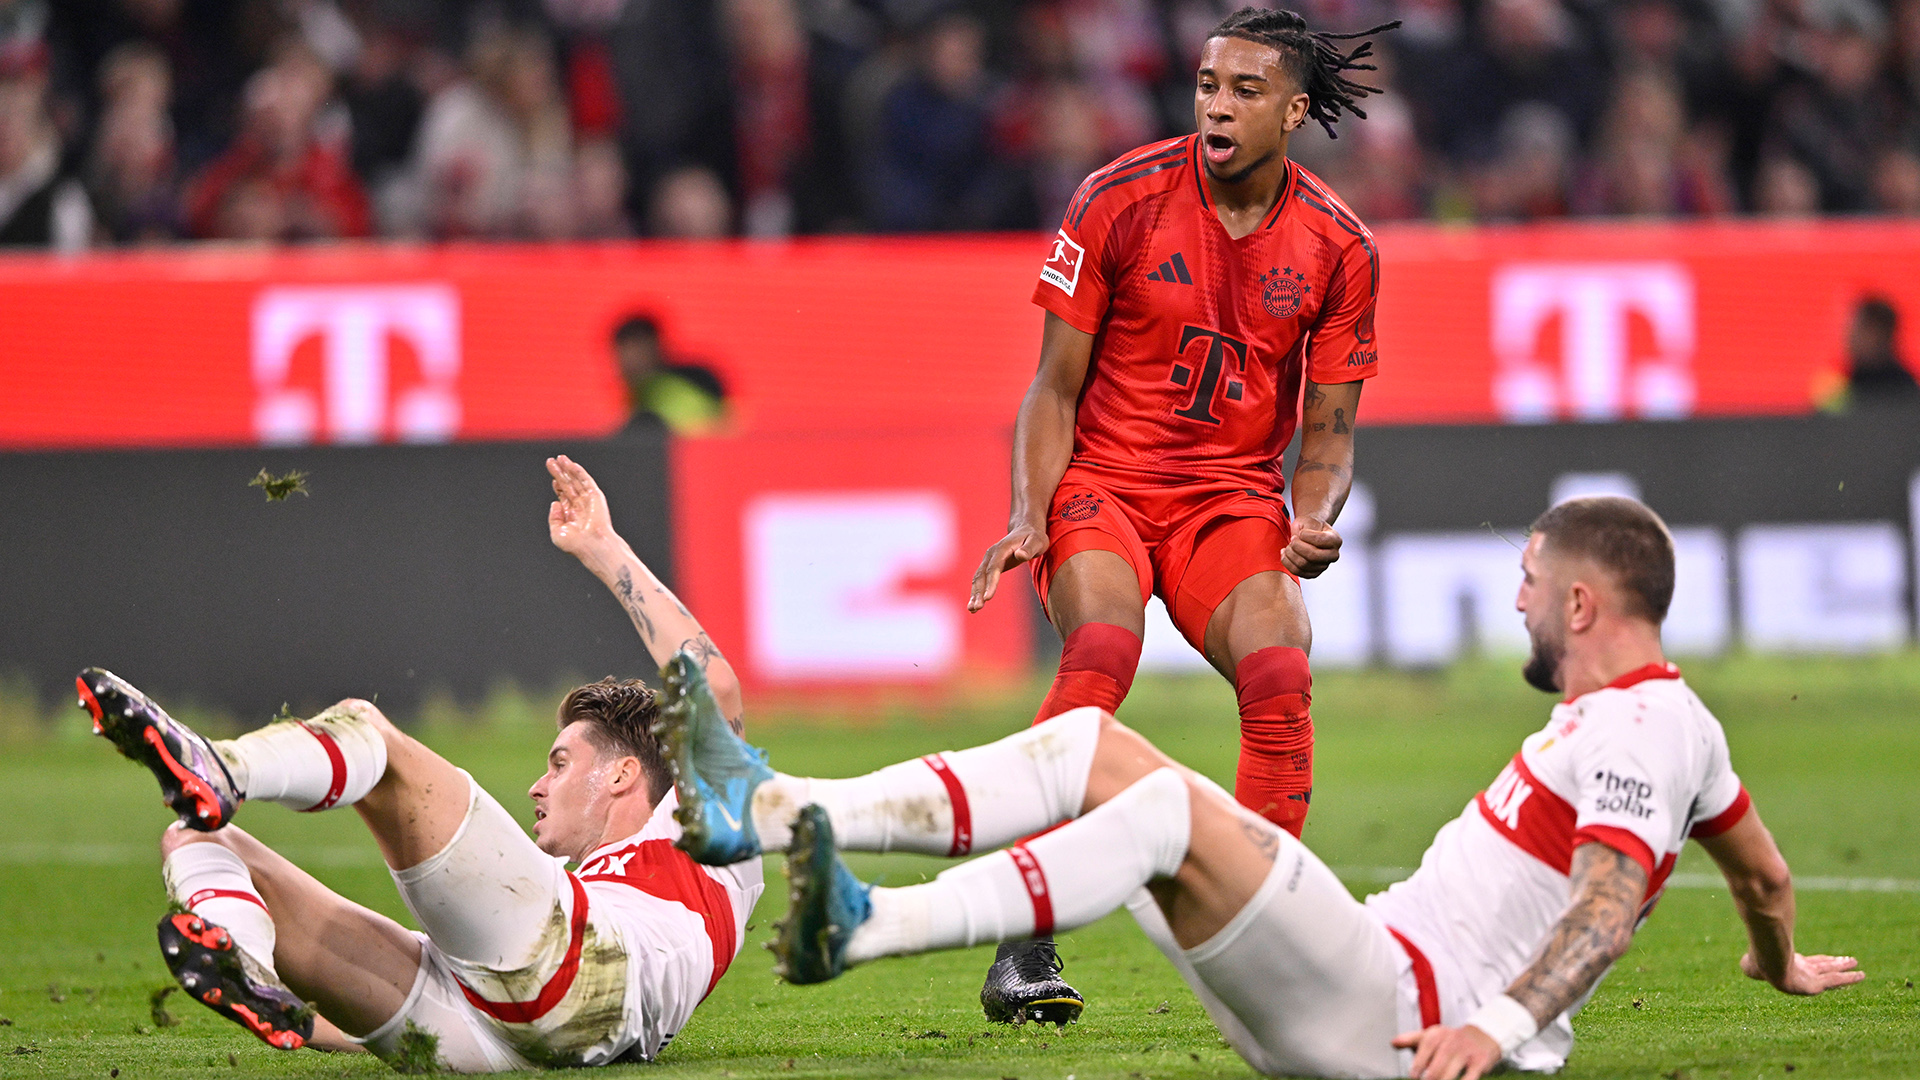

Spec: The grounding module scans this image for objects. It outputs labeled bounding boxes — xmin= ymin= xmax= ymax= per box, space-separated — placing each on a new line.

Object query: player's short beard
xmin=1206 ymin=146 xmax=1278 ymax=186
xmin=1522 ymin=624 xmax=1565 ymax=694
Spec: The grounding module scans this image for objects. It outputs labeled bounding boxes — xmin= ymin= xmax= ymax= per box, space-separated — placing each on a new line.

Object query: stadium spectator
xmin=0 ymin=37 xmax=91 ymax=249
xmin=1871 ymin=146 xmax=1920 ymax=212
xmin=182 ymin=39 xmax=368 ymax=241
xmin=1473 ymin=101 xmax=1575 ymax=220
xmin=573 ymin=135 xmax=633 ymax=237
xmin=609 ymin=0 xmax=731 ymax=231
xmin=1753 ymin=152 xmax=1823 ymax=215
xmin=726 ymin=0 xmax=809 ymax=237
xmin=394 ymin=22 xmax=571 ymax=239
xmin=866 ymin=12 xmax=1025 ymax=231
xmin=339 ymin=14 xmax=430 ymax=213
xmin=1421 ymin=0 xmax=1608 ymax=168
xmin=23 ymin=0 xmax=1920 ymax=240
xmin=1840 ymin=296 xmax=1920 ymax=407
xmin=86 ymin=40 xmax=178 ymax=241
xmin=613 ymin=314 xmax=728 ymax=434
xmin=646 ymin=163 xmax=732 ymax=238
xmin=1767 ymin=0 xmax=1904 ymax=212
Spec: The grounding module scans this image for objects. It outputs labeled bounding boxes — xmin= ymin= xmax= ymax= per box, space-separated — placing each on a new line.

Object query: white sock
xmin=752 ymin=707 xmax=1104 ymax=855
xmin=216 ymin=703 xmax=388 ymax=811
xmin=845 ymin=767 xmax=1191 ymax=964
xmin=162 ymin=838 xmax=282 ymax=983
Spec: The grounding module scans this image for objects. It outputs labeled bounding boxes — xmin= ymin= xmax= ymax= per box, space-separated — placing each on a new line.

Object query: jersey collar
xmin=1563 ymin=661 xmax=1681 ymax=704
xmin=1189 ymin=136 xmax=1295 ymax=231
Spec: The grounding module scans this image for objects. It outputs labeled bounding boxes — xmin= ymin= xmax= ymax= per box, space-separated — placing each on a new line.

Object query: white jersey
xmin=1364 ymin=664 xmax=1749 ymax=1072
xmin=570 ymin=791 xmax=765 ymax=1064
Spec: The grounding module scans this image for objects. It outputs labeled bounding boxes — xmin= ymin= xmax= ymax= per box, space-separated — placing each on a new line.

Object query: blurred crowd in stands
xmin=3 ymin=0 xmax=1920 ymax=248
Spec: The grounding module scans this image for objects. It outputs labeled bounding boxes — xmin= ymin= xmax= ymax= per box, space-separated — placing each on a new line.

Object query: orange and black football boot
xmin=78 ymin=667 xmax=240 ymax=831
xmin=158 ymin=912 xmax=314 ymax=1050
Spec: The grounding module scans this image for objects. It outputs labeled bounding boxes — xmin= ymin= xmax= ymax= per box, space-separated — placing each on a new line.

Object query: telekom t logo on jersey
xmin=251 ymin=284 xmax=462 ymax=445
xmin=1490 ymin=263 xmax=1696 ymax=422
xmin=1170 ymin=325 xmax=1249 ymax=425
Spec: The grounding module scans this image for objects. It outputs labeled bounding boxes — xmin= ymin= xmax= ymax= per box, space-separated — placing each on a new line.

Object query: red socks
xmin=1034 ymin=622 xmax=1142 ymax=725
xmin=1234 ymin=646 xmax=1314 ymax=837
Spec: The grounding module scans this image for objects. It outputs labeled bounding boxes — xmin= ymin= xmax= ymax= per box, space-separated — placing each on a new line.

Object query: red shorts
xmin=1032 ymin=462 xmax=1294 ymax=651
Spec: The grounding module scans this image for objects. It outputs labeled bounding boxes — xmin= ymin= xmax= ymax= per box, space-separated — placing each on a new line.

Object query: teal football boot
xmin=656 ymin=651 xmax=775 ymax=865
xmin=770 ymin=804 xmax=873 ymax=985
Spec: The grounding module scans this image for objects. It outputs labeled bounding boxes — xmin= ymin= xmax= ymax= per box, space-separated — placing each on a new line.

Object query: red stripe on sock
xmin=458 ymin=874 xmax=590 ymax=1023
xmin=1006 ymin=845 xmax=1054 ymax=937
xmin=187 ymin=888 xmax=269 ymax=913
xmin=921 ymin=754 xmax=972 ymax=856
xmin=299 ymin=723 xmax=348 ymax=812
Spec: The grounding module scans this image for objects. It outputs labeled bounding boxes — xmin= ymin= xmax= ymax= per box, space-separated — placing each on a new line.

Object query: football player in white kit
xmin=79 ymin=456 xmax=763 ymax=1071
xmin=662 ymin=496 xmax=1861 ymax=1079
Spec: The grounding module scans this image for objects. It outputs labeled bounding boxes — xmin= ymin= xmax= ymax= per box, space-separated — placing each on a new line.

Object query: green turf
xmin=1 ymin=655 xmax=1915 ymax=1078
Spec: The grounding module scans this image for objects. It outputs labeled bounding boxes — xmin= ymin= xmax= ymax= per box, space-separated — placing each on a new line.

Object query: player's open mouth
xmin=1203 ymin=132 xmax=1236 ymax=165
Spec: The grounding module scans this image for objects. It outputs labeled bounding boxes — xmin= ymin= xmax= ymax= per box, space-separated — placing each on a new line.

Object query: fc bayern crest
xmin=1259 ymin=266 xmax=1310 ymax=319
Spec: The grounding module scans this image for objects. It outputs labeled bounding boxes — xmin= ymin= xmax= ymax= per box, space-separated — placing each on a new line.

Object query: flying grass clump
xmin=249 ymin=469 xmax=309 ymax=502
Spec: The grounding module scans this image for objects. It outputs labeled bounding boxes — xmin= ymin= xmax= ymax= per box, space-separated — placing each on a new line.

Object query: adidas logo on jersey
xmin=1146 ymin=252 xmax=1193 ymax=284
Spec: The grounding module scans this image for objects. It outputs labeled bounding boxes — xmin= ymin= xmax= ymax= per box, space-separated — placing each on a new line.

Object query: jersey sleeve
xmin=1686 ymin=721 xmax=1749 ymax=838
xmin=1031 ymin=191 xmax=1116 ymax=335
xmin=1304 ymin=234 xmax=1379 ymax=384
xmin=1565 ymin=714 xmax=1683 ymax=880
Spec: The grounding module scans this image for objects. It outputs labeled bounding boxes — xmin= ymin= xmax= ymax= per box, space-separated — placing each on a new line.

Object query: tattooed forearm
xmin=1241 ymin=817 xmax=1281 ymax=863
xmin=677 ymin=633 xmax=724 ymax=669
xmin=656 ymin=584 xmax=694 ymax=620
xmin=1293 ymin=460 xmax=1352 ymax=480
xmin=613 ymin=566 xmax=658 ymax=646
xmin=1507 ymin=845 xmax=1647 ymax=1025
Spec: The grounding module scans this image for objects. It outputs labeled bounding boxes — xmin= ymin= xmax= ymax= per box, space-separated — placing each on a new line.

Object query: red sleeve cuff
xmin=1572 ymin=825 xmax=1657 ymax=882
xmin=1689 ymin=786 xmax=1752 ymax=839
xmin=1307 ymin=363 xmax=1377 ymax=384
xmin=1031 ymin=288 xmax=1104 ymax=336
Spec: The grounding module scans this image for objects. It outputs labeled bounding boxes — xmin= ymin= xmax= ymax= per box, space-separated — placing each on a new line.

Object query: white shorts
xmin=1128 ymin=830 xmax=1423 ymax=1079
xmin=350 ymin=773 xmax=631 ymax=1071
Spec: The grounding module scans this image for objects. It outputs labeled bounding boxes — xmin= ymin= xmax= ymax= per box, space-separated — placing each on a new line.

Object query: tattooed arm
xmin=1285 ymin=379 xmax=1361 ymax=578
xmin=1394 ymin=842 xmax=1647 ymax=1080
xmin=545 ymin=455 xmax=745 ymax=732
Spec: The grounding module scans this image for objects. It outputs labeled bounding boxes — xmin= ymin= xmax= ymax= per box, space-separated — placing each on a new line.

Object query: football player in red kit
xmin=967 ymin=7 xmax=1396 ymax=1022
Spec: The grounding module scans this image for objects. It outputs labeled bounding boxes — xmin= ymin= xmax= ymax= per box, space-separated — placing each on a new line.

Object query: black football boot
xmin=78 ymin=667 xmax=241 ymax=831
xmin=158 ymin=912 xmax=315 ymax=1050
xmin=980 ymin=938 xmax=1084 ymax=1027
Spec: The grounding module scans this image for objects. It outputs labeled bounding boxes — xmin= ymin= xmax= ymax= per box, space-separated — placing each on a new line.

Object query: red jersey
xmin=1032 ymin=134 xmax=1379 ymax=490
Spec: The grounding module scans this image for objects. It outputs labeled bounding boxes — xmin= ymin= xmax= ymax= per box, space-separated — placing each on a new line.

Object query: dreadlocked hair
xmin=1208 ymin=7 xmax=1400 ymax=139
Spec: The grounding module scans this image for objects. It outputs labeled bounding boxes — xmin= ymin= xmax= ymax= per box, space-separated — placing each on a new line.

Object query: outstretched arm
xmin=1285 ymin=378 xmax=1361 ymax=578
xmin=546 ymin=455 xmax=745 ymax=732
xmin=968 ymin=312 xmax=1094 ymax=613
xmin=1696 ymin=805 xmax=1862 ymax=995
xmin=1394 ymin=842 xmax=1646 ymax=1080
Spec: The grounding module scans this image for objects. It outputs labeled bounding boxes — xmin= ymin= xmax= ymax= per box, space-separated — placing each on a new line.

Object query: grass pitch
xmin=0 ymin=656 xmax=1915 ymax=1079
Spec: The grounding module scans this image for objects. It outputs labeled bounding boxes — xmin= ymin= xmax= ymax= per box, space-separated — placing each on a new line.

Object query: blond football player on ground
xmin=664 ymin=496 xmax=1861 ymax=1079
xmin=80 ymin=456 xmax=762 ymax=1071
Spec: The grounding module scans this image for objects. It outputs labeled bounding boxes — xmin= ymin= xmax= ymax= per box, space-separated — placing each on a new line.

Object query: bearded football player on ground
xmin=966 ymin=6 xmax=1397 ymax=1019
xmin=669 ymin=497 xmax=1861 ymax=1079
xmin=78 ymin=456 xmax=761 ymax=1071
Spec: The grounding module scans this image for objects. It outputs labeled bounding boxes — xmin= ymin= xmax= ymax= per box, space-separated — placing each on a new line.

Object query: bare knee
xmin=321 ymin=698 xmax=409 ymax=751
xmin=158 ymin=822 xmax=240 ymax=860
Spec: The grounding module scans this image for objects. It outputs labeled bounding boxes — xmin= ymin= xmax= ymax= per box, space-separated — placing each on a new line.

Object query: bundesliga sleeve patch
xmin=1040 ymin=230 xmax=1086 ymax=297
